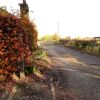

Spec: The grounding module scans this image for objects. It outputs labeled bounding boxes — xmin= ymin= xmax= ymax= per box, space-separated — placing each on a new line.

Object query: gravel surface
xmin=41 ymin=42 xmax=100 ymax=100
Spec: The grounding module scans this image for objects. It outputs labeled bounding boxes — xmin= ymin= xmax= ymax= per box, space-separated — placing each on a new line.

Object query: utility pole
xmin=19 ymin=0 xmax=29 ymax=18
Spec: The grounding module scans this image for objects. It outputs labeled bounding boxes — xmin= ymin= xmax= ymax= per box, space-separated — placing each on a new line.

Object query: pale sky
xmin=0 ymin=0 xmax=100 ymax=38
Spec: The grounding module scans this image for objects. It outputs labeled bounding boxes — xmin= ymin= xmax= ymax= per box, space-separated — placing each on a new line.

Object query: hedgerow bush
xmin=0 ymin=14 xmax=37 ymax=77
xmin=74 ymin=40 xmax=80 ymax=48
xmin=81 ymin=41 xmax=89 ymax=48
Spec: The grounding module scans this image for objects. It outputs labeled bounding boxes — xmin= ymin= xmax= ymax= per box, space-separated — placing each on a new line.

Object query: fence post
xmin=19 ymin=34 xmax=25 ymax=80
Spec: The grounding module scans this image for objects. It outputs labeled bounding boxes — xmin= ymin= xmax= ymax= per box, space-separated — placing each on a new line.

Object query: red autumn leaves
xmin=0 ymin=15 xmax=36 ymax=76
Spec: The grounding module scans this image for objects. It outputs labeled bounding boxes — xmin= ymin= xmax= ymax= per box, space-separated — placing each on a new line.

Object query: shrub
xmin=0 ymin=14 xmax=37 ymax=77
xmin=74 ymin=40 xmax=80 ymax=48
xmin=81 ymin=41 xmax=89 ymax=48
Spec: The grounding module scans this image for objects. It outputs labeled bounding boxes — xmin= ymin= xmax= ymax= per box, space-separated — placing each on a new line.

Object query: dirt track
xmin=42 ymin=42 xmax=100 ymax=100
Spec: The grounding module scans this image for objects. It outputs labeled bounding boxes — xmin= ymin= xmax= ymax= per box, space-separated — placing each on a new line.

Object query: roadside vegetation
xmin=59 ymin=38 xmax=100 ymax=55
xmin=40 ymin=34 xmax=100 ymax=55
xmin=0 ymin=8 xmax=53 ymax=99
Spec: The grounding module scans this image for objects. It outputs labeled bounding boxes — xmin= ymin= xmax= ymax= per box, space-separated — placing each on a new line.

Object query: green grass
xmin=24 ymin=66 xmax=37 ymax=75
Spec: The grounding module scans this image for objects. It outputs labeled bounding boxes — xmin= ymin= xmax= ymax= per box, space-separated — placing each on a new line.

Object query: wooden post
xmin=19 ymin=34 xmax=25 ymax=80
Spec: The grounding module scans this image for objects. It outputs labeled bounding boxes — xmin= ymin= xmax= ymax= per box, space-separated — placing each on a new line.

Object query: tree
xmin=51 ymin=33 xmax=59 ymax=41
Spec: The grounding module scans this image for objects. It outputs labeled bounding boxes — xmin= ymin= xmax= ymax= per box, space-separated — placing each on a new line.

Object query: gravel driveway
xmin=41 ymin=42 xmax=100 ymax=100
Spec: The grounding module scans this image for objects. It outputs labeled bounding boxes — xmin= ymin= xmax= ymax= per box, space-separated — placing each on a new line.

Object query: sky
xmin=0 ymin=0 xmax=100 ymax=38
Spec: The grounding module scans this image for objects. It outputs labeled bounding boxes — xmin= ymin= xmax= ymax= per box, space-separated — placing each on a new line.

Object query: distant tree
xmin=51 ymin=33 xmax=59 ymax=41
xmin=65 ymin=36 xmax=71 ymax=40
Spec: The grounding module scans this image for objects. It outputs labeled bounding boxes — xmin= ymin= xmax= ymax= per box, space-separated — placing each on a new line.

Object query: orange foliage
xmin=0 ymin=14 xmax=37 ymax=77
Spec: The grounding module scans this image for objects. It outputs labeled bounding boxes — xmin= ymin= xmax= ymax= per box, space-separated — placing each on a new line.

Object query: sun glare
xmin=0 ymin=0 xmax=100 ymax=38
